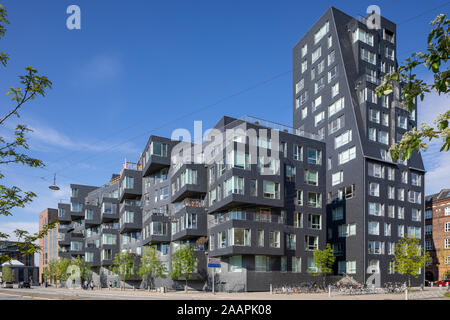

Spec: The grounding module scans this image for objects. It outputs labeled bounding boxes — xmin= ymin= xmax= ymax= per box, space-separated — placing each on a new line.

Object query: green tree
xmin=110 ymin=251 xmax=136 ymax=290
xmin=307 ymin=243 xmax=336 ymax=289
xmin=1 ymin=265 xmax=13 ymax=282
xmin=392 ymin=237 xmax=432 ymax=287
xmin=376 ymin=14 xmax=449 ymax=161
xmin=138 ymin=244 xmax=167 ymax=290
xmin=71 ymin=255 xmax=91 ymax=285
xmin=48 ymin=260 xmax=58 ymax=284
xmin=55 ymin=258 xmax=71 ymax=285
xmin=170 ymin=245 xmax=196 ymax=292
xmin=0 ymin=3 xmax=53 ymax=261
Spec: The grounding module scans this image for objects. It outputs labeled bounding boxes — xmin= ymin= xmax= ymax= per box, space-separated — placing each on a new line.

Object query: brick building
xmin=425 ymin=189 xmax=450 ymax=282
xmin=38 ymin=208 xmax=59 ymax=283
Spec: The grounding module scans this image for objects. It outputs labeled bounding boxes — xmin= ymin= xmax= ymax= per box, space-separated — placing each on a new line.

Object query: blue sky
xmin=0 ymin=0 xmax=449 ymax=246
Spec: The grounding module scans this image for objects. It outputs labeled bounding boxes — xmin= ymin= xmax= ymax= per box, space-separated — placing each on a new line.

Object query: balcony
xmin=240 ymin=115 xmax=323 ymax=141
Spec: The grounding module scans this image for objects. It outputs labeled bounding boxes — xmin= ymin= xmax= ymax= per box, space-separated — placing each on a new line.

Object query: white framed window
xmin=331 ymin=82 xmax=339 ymax=97
xmin=338 ymin=223 xmax=356 ymax=237
xmin=397 ymin=188 xmax=405 ymax=201
xmin=445 ymin=222 xmax=450 ymax=233
xmin=332 ymin=171 xmax=344 ymax=186
xmin=398 ymin=225 xmax=405 ymax=237
xmin=361 ymin=48 xmax=376 ymax=64
xmin=353 ymin=28 xmax=374 ymax=46
xmin=369 ymin=109 xmax=380 ymax=123
xmin=301 ymin=106 xmax=308 ymax=119
xmin=293 ymin=144 xmax=303 ymax=161
xmin=301 ymin=44 xmax=308 ymax=57
xmin=412 ymin=208 xmax=421 ymax=222
xmin=314 ymin=111 xmax=325 ymax=127
xmin=368 ymin=241 xmax=385 ymax=254
xmin=328 ymin=115 xmax=345 ymax=134
xmin=312 ymin=46 xmax=322 ymax=64
xmin=335 ymin=130 xmax=352 ymax=149
xmin=328 ymin=50 xmax=335 ymax=66
xmin=368 ymin=221 xmax=380 ymax=235
xmin=368 ymin=162 xmax=383 ymax=178
xmin=387 ymin=205 xmax=395 ymax=218
xmin=368 ymin=127 xmax=377 ymax=141
xmin=328 ymin=96 xmax=345 ymax=117
xmin=388 ymin=186 xmax=395 ymax=199
xmin=369 ymin=202 xmax=384 ymax=216
xmin=384 ymin=223 xmax=391 ymax=236
xmin=301 ymin=60 xmax=308 ymax=73
xmin=338 ymin=146 xmax=356 ymax=165
xmin=445 ymin=238 xmax=450 ymax=249
xmin=369 ymin=182 xmax=379 ymax=197
xmin=382 ymin=113 xmax=389 ymax=126
xmin=312 ymin=96 xmax=322 ymax=111
xmin=397 ymin=206 xmax=405 ymax=219
xmin=328 ymin=65 xmax=337 ymax=82
xmin=295 ymin=78 xmax=304 ymax=93
xmin=314 ymin=21 xmax=329 ymax=44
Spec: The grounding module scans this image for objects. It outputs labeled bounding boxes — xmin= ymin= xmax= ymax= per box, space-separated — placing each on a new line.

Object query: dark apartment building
xmin=292 ymin=7 xmax=425 ymax=285
xmin=425 ymin=189 xmax=450 ymax=282
xmin=45 ymin=7 xmax=428 ymax=290
xmin=53 ymin=115 xmax=327 ymax=291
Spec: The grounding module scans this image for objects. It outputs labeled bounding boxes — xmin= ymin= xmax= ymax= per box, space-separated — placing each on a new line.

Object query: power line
xmin=397 ymin=1 xmax=450 ymax=25
xmin=38 ymin=68 xmax=293 ymax=181
xmin=40 ymin=50 xmax=292 ymax=172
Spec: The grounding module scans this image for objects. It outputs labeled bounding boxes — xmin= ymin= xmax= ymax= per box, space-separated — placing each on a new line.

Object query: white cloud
xmin=0 ymin=221 xmax=39 ymax=240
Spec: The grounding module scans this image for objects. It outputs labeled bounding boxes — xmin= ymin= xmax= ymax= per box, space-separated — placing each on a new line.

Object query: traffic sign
xmin=208 ymin=258 xmax=221 ymax=268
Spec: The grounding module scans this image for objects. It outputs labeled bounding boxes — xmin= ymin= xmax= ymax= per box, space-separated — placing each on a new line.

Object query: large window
xmin=304 ymin=170 xmax=319 ymax=186
xmin=257 ymin=230 xmax=264 ymax=247
xmin=368 ymin=241 xmax=385 ymax=255
xmin=255 ymin=256 xmax=270 ymax=272
xmin=368 ymin=221 xmax=380 ymax=235
xmin=328 ymin=97 xmax=345 ymax=117
xmin=307 ymin=148 xmax=322 ymax=164
xmin=312 ymin=46 xmax=322 ymax=64
xmin=335 ymin=130 xmax=352 ymax=149
xmin=229 ymin=255 xmax=242 ymax=272
xmin=308 ymin=192 xmax=322 ymax=208
xmin=150 ymin=221 xmax=167 ymax=235
xmin=314 ymin=21 xmax=329 ymax=44
xmin=263 ymin=181 xmax=280 ymax=199
xmin=368 ymin=162 xmax=383 ymax=178
xmin=269 ymin=231 xmax=280 ymax=248
xmin=229 ymin=228 xmax=251 ymax=246
xmin=369 ymin=202 xmax=384 ymax=216
xmin=225 ymin=176 xmax=244 ymax=196
xmin=338 ymin=223 xmax=356 ymax=237
xmin=305 ymin=235 xmax=319 ymax=251
xmin=361 ymin=48 xmax=376 ymax=64
xmin=218 ymin=231 xmax=227 ymax=248
xmin=286 ymin=234 xmax=296 ymax=250
xmin=338 ymin=146 xmax=356 ymax=165
xmin=294 ymin=212 xmax=303 ymax=228
xmin=150 ymin=142 xmax=168 ymax=157
xmin=102 ymin=233 xmax=117 ymax=245
xmin=308 ymin=214 xmax=322 ymax=229
xmin=292 ymin=257 xmax=301 ymax=272
xmin=329 ymin=115 xmax=344 ymax=134
xmin=293 ymin=145 xmax=303 ymax=161
xmin=353 ymin=28 xmax=374 ymax=46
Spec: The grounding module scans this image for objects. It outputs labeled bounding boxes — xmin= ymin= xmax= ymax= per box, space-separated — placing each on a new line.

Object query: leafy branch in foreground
xmin=375 ymin=14 xmax=449 ymax=161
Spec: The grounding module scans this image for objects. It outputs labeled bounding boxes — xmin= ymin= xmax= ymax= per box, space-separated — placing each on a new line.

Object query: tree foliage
xmin=71 ymin=255 xmax=91 ymax=283
xmin=391 ymin=236 xmax=432 ymax=287
xmin=110 ymin=251 xmax=136 ymax=289
xmin=376 ymin=14 xmax=449 ymax=161
xmin=0 ymin=3 xmax=53 ymax=260
xmin=1 ymin=265 xmax=13 ymax=282
xmin=138 ymin=244 xmax=167 ymax=290
xmin=307 ymin=243 xmax=336 ymax=289
xmin=170 ymin=245 xmax=197 ymax=291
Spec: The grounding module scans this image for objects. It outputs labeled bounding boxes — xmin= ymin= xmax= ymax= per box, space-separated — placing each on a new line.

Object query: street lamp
xmin=48 ymin=173 xmax=60 ymax=191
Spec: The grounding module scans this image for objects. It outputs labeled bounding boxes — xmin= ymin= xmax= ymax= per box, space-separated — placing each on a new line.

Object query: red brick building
xmin=425 ymin=189 xmax=450 ymax=282
xmin=38 ymin=208 xmax=59 ymax=283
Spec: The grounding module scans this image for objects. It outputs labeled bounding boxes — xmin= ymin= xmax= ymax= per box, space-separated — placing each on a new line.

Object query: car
xmin=1 ymin=282 xmax=14 ymax=288
xmin=19 ymin=281 xmax=31 ymax=288
xmin=434 ymin=279 xmax=450 ymax=287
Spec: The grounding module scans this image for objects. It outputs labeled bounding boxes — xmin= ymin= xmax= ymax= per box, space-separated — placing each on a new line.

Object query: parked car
xmin=19 ymin=281 xmax=31 ymax=288
xmin=2 ymin=282 xmax=14 ymax=288
xmin=434 ymin=279 xmax=450 ymax=286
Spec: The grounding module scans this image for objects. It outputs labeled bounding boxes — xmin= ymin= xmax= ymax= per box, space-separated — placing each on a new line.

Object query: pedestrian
xmin=108 ymin=280 xmax=112 ymax=290
xmin=90 ymin=280 xmax=94 ymax=290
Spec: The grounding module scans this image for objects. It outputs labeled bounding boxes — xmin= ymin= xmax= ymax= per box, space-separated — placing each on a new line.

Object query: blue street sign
xmin=208 ymin=264 xmax=221 ymax=268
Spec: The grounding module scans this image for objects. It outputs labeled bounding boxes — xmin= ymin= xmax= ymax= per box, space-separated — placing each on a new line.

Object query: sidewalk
xmin=2 ymin=286 xmax=447 ymax=300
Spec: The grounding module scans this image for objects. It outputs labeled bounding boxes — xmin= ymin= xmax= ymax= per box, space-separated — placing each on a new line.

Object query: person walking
xmin=90 ymin=280 xmax=94 ymax=290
